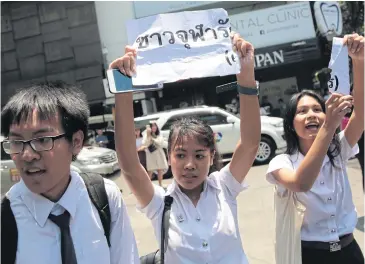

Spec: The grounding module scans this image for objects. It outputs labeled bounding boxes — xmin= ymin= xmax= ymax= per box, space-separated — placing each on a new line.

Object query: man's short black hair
xmin=1 ymin=81 xmax=90 ymax=144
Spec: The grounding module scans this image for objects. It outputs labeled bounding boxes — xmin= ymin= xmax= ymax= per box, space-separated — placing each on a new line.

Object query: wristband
xmin=237 ymin=81 xmax=259 ymax=96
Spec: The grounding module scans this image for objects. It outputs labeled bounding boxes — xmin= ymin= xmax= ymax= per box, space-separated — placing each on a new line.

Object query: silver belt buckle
xmin=329 ymin=241 xmax=341 ymax=252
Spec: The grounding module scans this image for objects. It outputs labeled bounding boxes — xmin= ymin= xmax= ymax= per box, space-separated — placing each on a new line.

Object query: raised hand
xmin=344 ymin=33 xmax=364 ymax=62
xmin=109 ymin=46 xmax=137 ymax=76
xmin=325 ymin=93 xmax=353 ymax=130
xmin=231 ymin=33 xmax=255 ymax=72
xmin=231 ymin=33 xmax=256 ymax=87
xmin=146 ymin=125 xmax=152 ymax=136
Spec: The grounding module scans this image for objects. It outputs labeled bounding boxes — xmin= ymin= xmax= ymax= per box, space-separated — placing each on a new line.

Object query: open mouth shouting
xmin=24 ymin=167 xmax=46 ymax=177
xmin=305 ymin=122 xmax=320 ymax=132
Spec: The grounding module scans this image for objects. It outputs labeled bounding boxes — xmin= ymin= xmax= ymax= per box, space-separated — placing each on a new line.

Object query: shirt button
xmin=331 ymin=214 xmax=335 ymax=218
xmin=327 ymin=197 xmax=332 ymax=201
xmin=331 ymin=229 xmax=336 ymax=233
xmin=196 ymin=216 xmax=201 ymax=222
xmin=202 ymin=241 xmax=208 ymax=247
xmin=320 ymin=181 xmax=325 ymax=185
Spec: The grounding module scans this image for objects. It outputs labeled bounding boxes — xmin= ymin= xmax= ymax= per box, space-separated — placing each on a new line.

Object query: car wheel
xmin=255 ymin=136 xmax=276 ymax=165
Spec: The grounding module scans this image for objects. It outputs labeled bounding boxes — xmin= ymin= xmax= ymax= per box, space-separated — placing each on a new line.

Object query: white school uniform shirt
xmin=6 ymin=170 xmax=139 ymax=264
xmin=139 ymin=164 xmax=250 ymax=264
xmin=266 ymin=131 xmax=359 ymax=242
xmin=136 ymin=137 xmax=143 ymax=149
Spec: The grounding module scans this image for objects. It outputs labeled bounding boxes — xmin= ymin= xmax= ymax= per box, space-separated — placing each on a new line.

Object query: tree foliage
xmin=340 ymin=1 xmax=364 ymax=35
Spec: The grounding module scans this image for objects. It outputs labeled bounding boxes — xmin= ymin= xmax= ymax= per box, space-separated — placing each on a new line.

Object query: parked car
xmin=1 ymin=136 xmax=119 ymax=195
xmin=137 ymin=105 xmax=286 ymax=165
xmin=87 ymin=128 xmax=117 ymax=150
xmin=71 ymin=145 xmax=119 ymax=176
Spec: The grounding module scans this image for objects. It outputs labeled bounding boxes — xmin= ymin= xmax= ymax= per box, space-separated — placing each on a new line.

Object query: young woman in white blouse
xmin=110 ymin=33 xmax=261 ymax=263
xmin=266 ymin=33 xmax=364 ymax=264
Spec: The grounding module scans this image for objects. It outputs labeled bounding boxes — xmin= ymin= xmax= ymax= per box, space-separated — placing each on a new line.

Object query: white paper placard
xmin=328 ymin=37 xmax=350 ymax=95
xmin=126 ymin=8 xmax=240 ymax=86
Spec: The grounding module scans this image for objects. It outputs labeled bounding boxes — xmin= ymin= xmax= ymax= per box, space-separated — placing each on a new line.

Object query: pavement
xmin=109 ymin=159 xmax=364 ymax=264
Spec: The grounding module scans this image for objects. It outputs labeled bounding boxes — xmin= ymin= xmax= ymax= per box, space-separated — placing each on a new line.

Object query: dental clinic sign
xmin=229 ymin=2 xmax=316 ymax=49
xmin=313 ymin=1 xmax=342 ymax=40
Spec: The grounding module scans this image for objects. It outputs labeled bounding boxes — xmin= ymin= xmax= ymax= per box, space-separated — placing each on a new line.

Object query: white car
xmin=135 ymin=106 xmax=287 ymax=164
xmin=134 ymin=112 xmax=164 ymax=130
xmin=72 ymin=146 xmax=120 ymax=176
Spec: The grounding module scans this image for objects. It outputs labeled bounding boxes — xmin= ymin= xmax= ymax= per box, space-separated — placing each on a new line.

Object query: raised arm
xmin=344 ymin=33 xmax=364 ymax=147
xmin=151 ymin=135 xmax=165 ymax=147
xmin=271 ymin=94 xmax=353 ymax=192
xmin=110 ymin=46 xmax=154 ymax=208
xmin=229 ymin=34 xmax=261 ymax=183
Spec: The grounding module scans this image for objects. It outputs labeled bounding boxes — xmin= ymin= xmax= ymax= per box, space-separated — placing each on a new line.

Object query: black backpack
xmin=1 ymin=172 xmax=111 ymax=264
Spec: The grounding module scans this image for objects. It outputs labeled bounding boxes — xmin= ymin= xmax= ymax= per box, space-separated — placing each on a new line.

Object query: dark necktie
xmin=49 ymin=210 xmax=77 ymax=264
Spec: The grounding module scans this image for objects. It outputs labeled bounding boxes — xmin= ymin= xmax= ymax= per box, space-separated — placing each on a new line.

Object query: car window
xmin=104 ymin=131 xmax=115 ymax=141
xmin=161 ymin=113 xmax=193 ymax=131
xmin=198 ymin=113 xmax=228 ymax=126
xmin=1 ymin=144 xmax=11 ymax=160
xmin=161 ymin=112 xmax=228 ymax=131
xmin=134 ymin=118 xmax=159 ymax=131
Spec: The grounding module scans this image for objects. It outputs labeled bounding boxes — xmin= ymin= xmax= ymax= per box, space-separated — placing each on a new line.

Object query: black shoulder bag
xmin=140 ymin=195 xmax=173 ymax=264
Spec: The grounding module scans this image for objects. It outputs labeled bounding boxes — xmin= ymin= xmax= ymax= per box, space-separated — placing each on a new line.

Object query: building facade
xmin=1 ymin=1 xmax=344 ymax=119
xmin=1 ymin=1 xmax=106 ymax=114
xmin=94 ymin=1 xmax=335 ymax=116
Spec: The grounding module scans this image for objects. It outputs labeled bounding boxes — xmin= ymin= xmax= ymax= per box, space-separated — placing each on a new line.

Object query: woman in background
xmin=143 ymin=122 xmax=168 ymax=187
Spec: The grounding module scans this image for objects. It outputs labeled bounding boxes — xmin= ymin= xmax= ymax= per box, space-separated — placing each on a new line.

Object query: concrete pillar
xmin=141 ymin=99 xmax=155 ymax=115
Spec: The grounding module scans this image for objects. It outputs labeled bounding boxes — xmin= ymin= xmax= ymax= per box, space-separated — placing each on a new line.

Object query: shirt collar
xmin=19 ymin=171 xmax=83 ymax=227
xmin=165 ymin=176 xmax=220 ymax=197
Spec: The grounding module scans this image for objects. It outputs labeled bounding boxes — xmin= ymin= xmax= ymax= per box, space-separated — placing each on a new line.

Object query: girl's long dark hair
xmin=284 ymin=90 xmax=341 ymax=167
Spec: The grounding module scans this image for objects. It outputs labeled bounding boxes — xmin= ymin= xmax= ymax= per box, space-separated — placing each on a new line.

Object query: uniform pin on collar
xmin=177 ymin=214 xmax=184 ymax=223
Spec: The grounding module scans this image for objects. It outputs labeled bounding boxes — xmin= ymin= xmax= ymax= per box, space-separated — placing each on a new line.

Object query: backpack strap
xmin=1 ymin=196 xmax=18 ymax=264
xmin=160 ymin=195 xmax=173 ymax=264
xmin=80 ymin=173 xmax=111 ymax=247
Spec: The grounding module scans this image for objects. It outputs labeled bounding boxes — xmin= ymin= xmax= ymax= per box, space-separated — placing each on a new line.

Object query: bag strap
xmin=80 ymin=173 xmax=111 ymax=247
xmin=0 ymin=173 xmax=112 ymax=264
xmin=1 ymin=196 xmax=18 ymax=264
xmin=285 ymin=155 xmax=304 ymax=208
xmin=160 ymin=195 xmax=173 ymax=264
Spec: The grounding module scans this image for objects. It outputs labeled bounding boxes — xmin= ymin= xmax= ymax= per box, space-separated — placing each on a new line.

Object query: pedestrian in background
xmin=135 ymin=126 xmax=147 ymax=171
xmin=143 ymin=122 xmax=168 ymax=187
xmin=278 ymin=98 xmax=287 ymax=118
xmin=95 ymin=129 xmax=109 ymax=148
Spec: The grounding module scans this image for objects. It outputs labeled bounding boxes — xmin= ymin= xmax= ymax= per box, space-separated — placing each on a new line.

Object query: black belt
xmin=301 ymin=233 xmax=354 ymax=252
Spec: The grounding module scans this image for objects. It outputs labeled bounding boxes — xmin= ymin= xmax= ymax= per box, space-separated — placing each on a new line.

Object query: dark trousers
xmin=302 ymin=239 xmax=364 ymax=264
xmin=138 ymin=151 xmax=147 ymax=171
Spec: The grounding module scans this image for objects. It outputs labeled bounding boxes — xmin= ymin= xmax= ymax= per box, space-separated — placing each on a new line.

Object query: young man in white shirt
xmin=1 ymin=81 xmax=139 ymax=264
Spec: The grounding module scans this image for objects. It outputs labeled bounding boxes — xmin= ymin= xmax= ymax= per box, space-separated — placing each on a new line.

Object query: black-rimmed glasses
xmin=2 ymin=134 xmax=66 ymax=154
